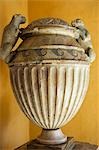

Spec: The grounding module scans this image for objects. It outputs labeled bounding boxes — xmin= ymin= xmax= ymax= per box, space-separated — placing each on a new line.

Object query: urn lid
xmin=20 ymin=17 xmax=79 ymax=40
xmin=20 ymin=18 xmax=69 ymax=39
xmin=8 ymin=17 xmax=95 ymax=65
xmin=23 ymin=17 xmax=69 ymax=28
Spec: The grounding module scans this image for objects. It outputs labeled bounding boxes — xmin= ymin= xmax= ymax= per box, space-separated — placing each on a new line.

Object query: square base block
xmin=15 ymin=137 xmax=98 ymax=150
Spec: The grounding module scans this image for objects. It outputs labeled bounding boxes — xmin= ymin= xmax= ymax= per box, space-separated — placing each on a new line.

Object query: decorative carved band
xmin=9 ymin=46 xmax=88 ymax=64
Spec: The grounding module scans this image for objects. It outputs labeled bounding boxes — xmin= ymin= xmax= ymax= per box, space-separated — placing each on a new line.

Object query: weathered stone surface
xmin=19 ymin=17 xmax=96 ymax=63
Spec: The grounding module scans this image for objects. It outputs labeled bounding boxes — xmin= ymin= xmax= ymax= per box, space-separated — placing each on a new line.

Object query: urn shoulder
xmin=0 ymin=16 xmax=95 ymax=65
xmin=8 ymin=17 xmax=93 ymax=65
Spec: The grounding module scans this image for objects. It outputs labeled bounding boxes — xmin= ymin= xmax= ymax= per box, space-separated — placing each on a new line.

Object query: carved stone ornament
xmin=0 ymin=15 xmax=97 ymax=149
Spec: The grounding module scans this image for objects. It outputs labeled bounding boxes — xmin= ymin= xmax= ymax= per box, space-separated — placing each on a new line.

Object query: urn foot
xmin=37 ymin=128 xmax=67 ymax=145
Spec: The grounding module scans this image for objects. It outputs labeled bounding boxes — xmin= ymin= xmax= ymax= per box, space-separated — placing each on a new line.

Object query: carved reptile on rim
xmin=0 ymin=14 xmax=26 ymax=63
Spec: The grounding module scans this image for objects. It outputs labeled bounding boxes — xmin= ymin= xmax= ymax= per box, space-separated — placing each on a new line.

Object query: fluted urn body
xmin=10 ymin=61 xmax=89 ymax=130
xmin=6 ymin=17 xmax=95 ymax=144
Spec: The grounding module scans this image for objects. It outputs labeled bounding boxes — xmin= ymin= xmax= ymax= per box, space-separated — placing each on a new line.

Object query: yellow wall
xmin=0 ymin=0 xmax=29 ymax=150
xmin=0 ymin=0 xmax=99 ymax=149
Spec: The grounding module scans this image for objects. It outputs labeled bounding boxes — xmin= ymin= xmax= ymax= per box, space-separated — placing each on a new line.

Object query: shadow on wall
xmin=0 ymin=61 xmax=11 ymax=147
xmin=29 ymin=122 xmax=41 ymax=140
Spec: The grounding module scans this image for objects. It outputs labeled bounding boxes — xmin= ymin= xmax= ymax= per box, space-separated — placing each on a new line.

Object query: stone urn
xmin=0 ymin=15 xmax=96 ymax=145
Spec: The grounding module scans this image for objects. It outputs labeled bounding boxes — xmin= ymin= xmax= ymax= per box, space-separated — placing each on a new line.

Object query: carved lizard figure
xmin=71 ymin=19 xmax=96 ymax=62
xmin=0 ymin=14 xmax=26 ymax=63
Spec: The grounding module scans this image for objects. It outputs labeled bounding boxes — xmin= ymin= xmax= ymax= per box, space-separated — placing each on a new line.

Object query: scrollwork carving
xmin=36 ymin=49 xmax=47 ymax=56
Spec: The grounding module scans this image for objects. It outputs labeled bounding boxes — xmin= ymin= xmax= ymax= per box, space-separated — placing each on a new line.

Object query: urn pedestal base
xmin=37 ymin=129 xmax=67 ymax=145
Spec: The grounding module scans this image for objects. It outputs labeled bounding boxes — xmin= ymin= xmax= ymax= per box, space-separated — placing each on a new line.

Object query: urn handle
xmin=71 ymin=19 xmax=96 ymax=63
xmin=0 ymin=14 xmax=26 ymax=63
